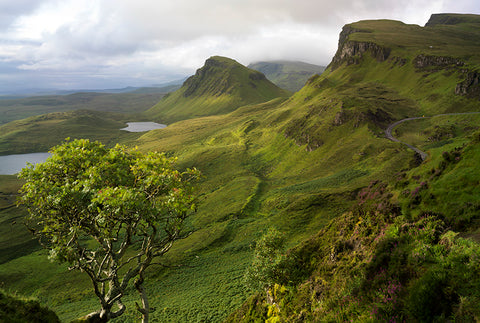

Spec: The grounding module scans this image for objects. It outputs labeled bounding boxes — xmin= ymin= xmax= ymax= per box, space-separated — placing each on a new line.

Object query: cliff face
xmin=456 ymin=70 xmax=480 ymax=99
xmin=330 ymin=25 xmax=391 ymax=70
xmin=413 ymin=54 xmax=465 ymax=69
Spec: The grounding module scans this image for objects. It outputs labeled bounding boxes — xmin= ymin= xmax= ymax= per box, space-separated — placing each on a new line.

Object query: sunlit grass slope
xmin=226 ymin=13 xmax=480 ymax=322
xmin=146 ymin=56 xmax=290 ymax=123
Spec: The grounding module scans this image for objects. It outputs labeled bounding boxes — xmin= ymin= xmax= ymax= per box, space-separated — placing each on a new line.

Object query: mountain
xmin=248 ymin=60 xmax=326 ymax=92
xmin=1 ymin=13 xmax=480 ymax=323
xmin=225 ymin=13 xmax=480 ymax=321
xmin=146 ymin=56 xmax=290 ymax=123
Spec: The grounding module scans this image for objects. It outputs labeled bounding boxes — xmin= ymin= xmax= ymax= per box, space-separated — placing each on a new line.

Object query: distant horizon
xmin=0 ymin=58 xmax=327 ymax=96
xmin=1 ymin=1 xmax=479 ymax=93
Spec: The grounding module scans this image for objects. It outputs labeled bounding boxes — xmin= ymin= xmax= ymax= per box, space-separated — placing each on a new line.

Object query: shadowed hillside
xmin=146 ymin=56 xmax=290 ymax=123
xmin=0 ymin=90 xmax=174 ymax=125
xmin=248 ymin=60 xmax=326 ymax=92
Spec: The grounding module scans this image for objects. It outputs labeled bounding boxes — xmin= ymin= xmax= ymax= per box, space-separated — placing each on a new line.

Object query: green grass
xmin=0 ymin=91 xmax=168 ymax=125
xmin=0 ymin=175 xmax=40 ymax=265
xmin=0 ymin=288 xmax=60 ymax=322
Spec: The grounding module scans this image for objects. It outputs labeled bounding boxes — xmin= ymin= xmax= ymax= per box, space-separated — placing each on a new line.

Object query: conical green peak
xmin=146 ymin=55 xmax=289 ymax=123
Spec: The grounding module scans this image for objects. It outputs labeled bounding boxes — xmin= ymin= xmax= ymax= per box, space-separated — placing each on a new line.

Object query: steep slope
xmin=146 ymin=56 xmax=290 ymax=123
xmin=248 ymin=60 xmax=326 ymax=92
xmin=326 ymin=15 xmax=480 ymax=114
xmin=225 ymin=13 xmax=480 ymax=322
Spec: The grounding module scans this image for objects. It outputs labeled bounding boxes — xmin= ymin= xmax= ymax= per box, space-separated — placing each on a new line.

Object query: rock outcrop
xmin=413 ymin=54 xmax=465 ymax=69
xmin=455 ymin=70 xmax=480 ymax=100
xmin=330 ymin=26 xmax=391 ymax=70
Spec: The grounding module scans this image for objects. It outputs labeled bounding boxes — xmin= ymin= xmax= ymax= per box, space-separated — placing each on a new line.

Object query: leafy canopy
xmin=244 ymin=228 xmax=286 ymax=292
xmin=18 ymin=139 xmax=201 ymax=322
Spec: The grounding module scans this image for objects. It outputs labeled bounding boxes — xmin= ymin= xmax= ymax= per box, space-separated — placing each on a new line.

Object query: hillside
xmin=248 ymin=60 xmax=326 ymax=92
xmin=225 ymin=13 xmax=480 ymax=321
xmin=0 ymin=13 xmax=480 ymax=322
xmin=0 ymin=90 xmax=173 ymax=125
xmin=146 ymin=56 xmax=290 ymax=123
xmin=0 ymin=289 xmax=60 ymax=322
xmin=0 ymin=110 xmax=140 ymax=155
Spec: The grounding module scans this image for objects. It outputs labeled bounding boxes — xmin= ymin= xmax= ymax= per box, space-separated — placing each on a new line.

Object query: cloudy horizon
xmin=1 ymin=0 xmax=479 ymax=94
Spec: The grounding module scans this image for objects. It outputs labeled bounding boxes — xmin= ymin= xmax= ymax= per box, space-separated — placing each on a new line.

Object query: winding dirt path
xmin=385 ymin=112 xmax=480 ymax=161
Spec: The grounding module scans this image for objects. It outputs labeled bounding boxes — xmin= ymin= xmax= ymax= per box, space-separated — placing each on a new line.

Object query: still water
xmin=0 ymin=152 xmax=51 ymax=175
xmin=121 ymin=122 xmax=166 ymax=132
xmin=0 ymin=123 xmax=166 ymax=175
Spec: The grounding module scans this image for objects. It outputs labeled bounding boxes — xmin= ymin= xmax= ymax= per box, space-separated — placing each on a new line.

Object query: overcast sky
xmin=0 ymin=0 xmax=479 ymax=93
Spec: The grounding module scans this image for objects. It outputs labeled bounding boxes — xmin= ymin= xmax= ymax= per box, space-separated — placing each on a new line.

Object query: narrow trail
xmin=385 ymin=112 xmax=480 ymax=161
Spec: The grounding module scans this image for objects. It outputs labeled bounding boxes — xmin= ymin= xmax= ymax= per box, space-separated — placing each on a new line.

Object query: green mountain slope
xmin=248 ymin=60 xmax=326 ymax=92
xmin=0 ymin=110 xmax=139 ymax=155
xmin=1 ymin=13 xmax=480 ymax=322
xmin=225 ymin=13 xmax=480 ymax=322
xmin=146 ymin=56 xmax=290 ymax=123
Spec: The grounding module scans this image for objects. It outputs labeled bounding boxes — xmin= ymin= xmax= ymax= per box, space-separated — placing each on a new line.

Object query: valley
xmin=1 ymin=13 xmax=480 ymax=322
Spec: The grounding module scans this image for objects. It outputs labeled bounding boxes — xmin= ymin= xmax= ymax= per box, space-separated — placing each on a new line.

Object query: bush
xmin=407 ymin=269 xmax=457 ymax=322
xmin=0 ymin=290 xmax=60 ymax=323
xmin=243 ymin=228 xmax=286 ymax=292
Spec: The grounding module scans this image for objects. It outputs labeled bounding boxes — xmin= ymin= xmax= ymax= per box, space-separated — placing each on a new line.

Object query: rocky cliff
xmin=330 ymin=25 xmax=391 ymax=70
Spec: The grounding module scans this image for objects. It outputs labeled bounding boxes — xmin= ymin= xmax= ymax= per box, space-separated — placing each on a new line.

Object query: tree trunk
xmin=73 ymin=310 xmax=109 ymax=323
xmin=135 ymin=277 xmax=150 ymax=323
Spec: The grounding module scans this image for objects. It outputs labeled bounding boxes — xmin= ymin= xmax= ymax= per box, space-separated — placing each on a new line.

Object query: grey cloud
xmin=0 ymin=0 xmax=46 ymax=30
xmin=1 ymin=0 xmax=479 ymax=93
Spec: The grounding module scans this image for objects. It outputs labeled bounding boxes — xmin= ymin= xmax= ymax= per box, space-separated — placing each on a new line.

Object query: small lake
xmin=121 ymin=122 xmax=166 ymax=132
xmin=0 ymin=152 xmax=51 ymax=175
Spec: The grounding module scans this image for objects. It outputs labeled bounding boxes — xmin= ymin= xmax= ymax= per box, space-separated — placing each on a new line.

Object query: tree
xmin=244 ymin=228 xmax=286 ymax=304
xmin=18 ymin=139 xmax=200 ymax=323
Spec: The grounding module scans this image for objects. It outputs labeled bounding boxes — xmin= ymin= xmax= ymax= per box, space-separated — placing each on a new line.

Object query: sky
xmin=0 ymin=0 xmax=479 ymax=93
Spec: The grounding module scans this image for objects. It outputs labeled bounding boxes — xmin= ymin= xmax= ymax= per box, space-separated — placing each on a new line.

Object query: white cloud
xmin=0 ymin=0 xmax=479 ymax=92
